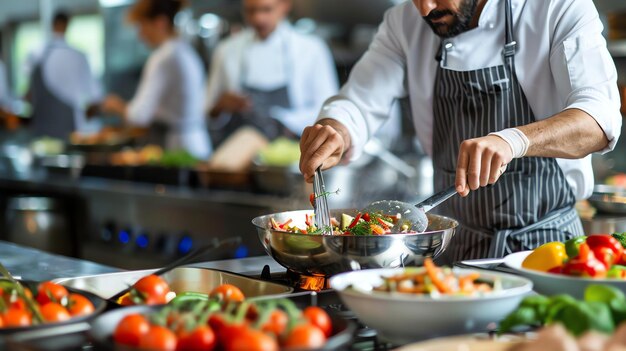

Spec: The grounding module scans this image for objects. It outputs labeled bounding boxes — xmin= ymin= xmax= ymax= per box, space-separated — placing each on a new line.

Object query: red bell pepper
xmin=305 ymin=214 xmax=313 ymax=227
xmin=592 ymin=246 xmax=615 ymax=269
xmin=586 ymin=235 xmax=623 ymax=265
xmin=562 ymin=242 xmax=607 ymax=278
xmin=309 ymin=193 xmax=316 ymax=208
xmin=348 ymin=213 xmax=362 ymax=229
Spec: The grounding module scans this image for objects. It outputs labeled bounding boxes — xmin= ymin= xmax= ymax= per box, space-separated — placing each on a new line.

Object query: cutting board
xmin=207 ymin=126 xmax=269 ymax=172
xmin=395 ymin=335 xmax=523 ymax=351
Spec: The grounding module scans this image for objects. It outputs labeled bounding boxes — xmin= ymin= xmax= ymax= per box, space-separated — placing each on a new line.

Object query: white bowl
xmin=329 ymin=268 xmax=532 ymax=344
xmin=504 ymin=251 xmax=626 ymax=299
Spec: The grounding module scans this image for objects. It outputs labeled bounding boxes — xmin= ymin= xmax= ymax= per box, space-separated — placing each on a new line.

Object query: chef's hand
xmin=456 ymin=135 xmax=513 ymax=197
xmin=299 ymin=119 xmax=351 ymax=183
xmin=210 ymin=92 xmax=251 ymax=117
xmin=101 ymin=95 xmax=128 ymax=118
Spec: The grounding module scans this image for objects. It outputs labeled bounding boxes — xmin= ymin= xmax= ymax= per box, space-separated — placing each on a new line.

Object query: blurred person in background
xmin=25 ymin=11 xmax=103 ymax=140
xmin=205 ymin=0 xmax=338 ymax=145
xmin=101 ymin=0 xmax=211 ymax=159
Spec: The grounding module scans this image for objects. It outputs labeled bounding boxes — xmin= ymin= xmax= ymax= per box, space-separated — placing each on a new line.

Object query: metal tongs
xmin=313 ymin=167 xmax=332 ymax=235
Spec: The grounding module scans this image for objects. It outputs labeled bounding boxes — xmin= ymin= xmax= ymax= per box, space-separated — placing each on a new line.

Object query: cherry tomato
xmin=283 ymin=323 xmax=326 ymax=349
xmin=139 ymin=325 xmax=177 ymax=351
xmin=4 ymin=287 xmax=34 ymax=310
xmin=261 ymin=309 xmax=288 ymax=337
xmin=302 ymin=306 xmax=332 ymax=337
xmin=0 ymin=315 xmax=4 ymax=328
xmin=217 ymin=323 xmax=249 ymax=350
xmin=36 ymin=281 xmax=68 ymax=306
xmin=177 ymin=326 xmax=216 ymax=351
xmin=3 ymin=308 xmax=32 ymax=327
xmin=309 ymin=193 xmax=316 ymax=208
xmin=113 ymin=313 xmax=150 ymax=347
xmin=226 ymin=327 xmax=278 ymax=351
xmin=133 ymin=275 xmax=170 ymax=305
xmin=209 ymin=284 xmax=245 ymax=302
xmin=67 ymin=293 xmax=95 ymax=317
xmin=40 ymin=303 xmax=71 ymax=323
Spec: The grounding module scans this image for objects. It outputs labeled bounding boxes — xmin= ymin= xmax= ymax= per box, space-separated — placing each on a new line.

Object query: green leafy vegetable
xmin=499 ymin=285 xmax=626 ymax=336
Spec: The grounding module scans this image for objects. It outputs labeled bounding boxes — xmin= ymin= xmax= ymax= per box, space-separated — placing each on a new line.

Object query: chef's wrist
xmin=488 ymin=128 xmax=530 ymax=159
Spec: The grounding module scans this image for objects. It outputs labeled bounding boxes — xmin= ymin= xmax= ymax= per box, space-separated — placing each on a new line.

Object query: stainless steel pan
xmin=252 ymin=210 xmax=458 ymax=277
xmin=588 ymin=184 xmax=626 ymax=215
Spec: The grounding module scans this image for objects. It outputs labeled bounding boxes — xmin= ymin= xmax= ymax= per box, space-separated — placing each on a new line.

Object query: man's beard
xmin=423 ymin=0 xmax=478 ymax=38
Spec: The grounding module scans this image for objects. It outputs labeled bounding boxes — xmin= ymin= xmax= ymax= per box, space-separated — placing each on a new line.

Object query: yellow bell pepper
xmin=522 ymin=242 xmax=567 ymax=272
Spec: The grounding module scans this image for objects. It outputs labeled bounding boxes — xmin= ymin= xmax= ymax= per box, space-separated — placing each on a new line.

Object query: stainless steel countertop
xmin=0 ymin=239 xmax=284 ymax=281
xmin=0 ymin=240 xmax=121 ymax=281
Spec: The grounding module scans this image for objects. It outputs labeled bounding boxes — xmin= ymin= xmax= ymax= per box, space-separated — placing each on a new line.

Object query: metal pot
xmin=252 ymin=209 xmax=458 ymax=277
xmin=5 ymin=197 xmax=73 ymax=256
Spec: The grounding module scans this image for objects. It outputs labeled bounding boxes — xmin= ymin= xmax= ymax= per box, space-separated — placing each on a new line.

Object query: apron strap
xmin=503 ymin=0 xmax=517 ymax=58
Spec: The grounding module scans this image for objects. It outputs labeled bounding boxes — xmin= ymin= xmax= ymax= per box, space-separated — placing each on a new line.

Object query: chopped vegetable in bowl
xmin=372 ymin=258 xmax=498 ymax=297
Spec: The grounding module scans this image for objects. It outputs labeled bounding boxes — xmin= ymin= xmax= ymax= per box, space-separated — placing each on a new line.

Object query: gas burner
xmin=286 ymin=269 xmax=330 ymax=291
xmin=258 ymin=265 xmax=331 ymax=291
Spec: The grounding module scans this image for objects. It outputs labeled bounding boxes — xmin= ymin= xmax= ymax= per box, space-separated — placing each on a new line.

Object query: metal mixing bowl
xmin=252 ymin=209 xmax=458 ymax=276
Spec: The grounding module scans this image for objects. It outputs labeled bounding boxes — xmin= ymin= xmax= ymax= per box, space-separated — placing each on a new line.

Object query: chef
xmin=26 ymin=11 xmax=102 ymax=140
xmin=205 ymin=0 xmax=338 ymax=144
xmin=102 ymin=0 xmax=211 ymax=159
xmin=299 ymin=0 xmax=622 ymax=261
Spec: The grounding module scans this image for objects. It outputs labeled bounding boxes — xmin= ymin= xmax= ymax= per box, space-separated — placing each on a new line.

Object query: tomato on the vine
xmin=139 ymin=325 xmax=177 ymax=351
xmin=261 ymin=309 xmax=288 ymax=337
xmin=40 ymin=303 xmax=71 ymax=323
xmin=67 ymin=293 xmax=95 ymax=317
xmin=113 ymin=313 xmax=150 ymax=347
xmin=177 ymin=326 xmax=216 ymax=351
xmin=3 ymin=308 xmax=31 ymax=327
xmin=209 ymin=284 xmax=245 ymax=302
xmin=132 ymin=275 xmax=170 ymax=305
xmin=302 ymin=306 xmax=332 ymax=337
xmin=36 ymin=282 xmax=68 ymax=306
xmin=226 ymin=327 xmax=278 ymax=351
xmin=283 ymin=323 xmax=326 ymax=349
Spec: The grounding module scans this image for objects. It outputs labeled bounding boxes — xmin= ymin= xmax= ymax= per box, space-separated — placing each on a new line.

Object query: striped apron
xmin=431 ymin=0 xmax=584 ymax=263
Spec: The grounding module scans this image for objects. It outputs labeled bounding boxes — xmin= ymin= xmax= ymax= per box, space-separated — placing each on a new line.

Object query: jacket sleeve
xmin=316 ymin=8 xmax=408 ymax=160
xmin=549 ymin=0 xmax=622 ymax=154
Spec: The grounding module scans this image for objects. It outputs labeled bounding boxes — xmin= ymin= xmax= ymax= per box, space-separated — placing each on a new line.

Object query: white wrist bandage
xmin=488 ymin=128 xmax=530 ymax=159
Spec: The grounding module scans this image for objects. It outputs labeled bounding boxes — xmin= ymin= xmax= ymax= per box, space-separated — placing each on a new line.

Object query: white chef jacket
xmin=26 ymin=35 xmax=103 ymax=132
xmin=319 ymin=0 xmax=622 ymax=200
xmin=127 ymin=38 xmax=212 ymax=159
xmin=206 ymin=21 xmax=339 ymax=136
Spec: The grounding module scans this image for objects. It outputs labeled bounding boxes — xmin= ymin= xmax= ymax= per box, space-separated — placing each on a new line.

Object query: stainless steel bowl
xmin=252 ymin=209 xmax=458 ymax=276
xmin=588 ymin=184 xmax=626 ymax=215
